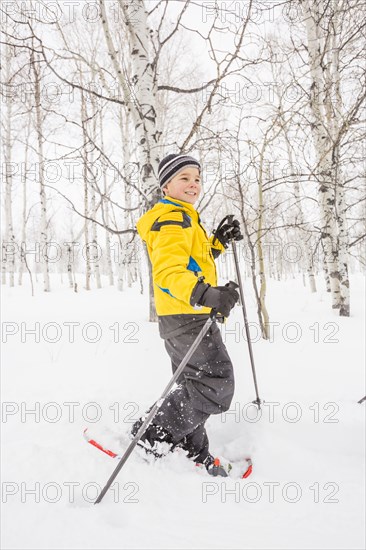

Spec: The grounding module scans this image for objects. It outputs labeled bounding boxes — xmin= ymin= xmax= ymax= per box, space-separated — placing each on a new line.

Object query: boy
xmin=134 ymin=153 xmax=243 ymax=476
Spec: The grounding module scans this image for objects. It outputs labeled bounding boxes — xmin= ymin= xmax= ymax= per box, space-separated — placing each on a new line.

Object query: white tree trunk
xmin=81 ymin=90 xmax=91 ymax=291
xmin=99 ymin=110 xmax=114 ymax=286
xmin=257 ymin=141 xmax=270 ymax=340
xmin=84 ymin=180 xmax=91 ymax=291
xmin=89 ymin=96 xmax=102 ymax=289
xmin=90 ymin=179 xmax=102 ymax=289
xmin=19 ymin=114 xmax=31 ymax=286
xmin=32 ymin=48 xmax=50 ymax=292
xmin=328 ymin=5 xmax=350 ymax=316
xmin=100 ymin=0 xmax=161 ymax=199
xmin=335 ymin=170 xmax=350 ymax=315
xmin=283 ymin=125 xmax=317 ymax=293
xmin=3 ymin=44 xmax=15 ymax=287
xmin=67 ymin=243 xmax=74 ymax=289
xmin=302 ymin=0 xmax=340 ymax=308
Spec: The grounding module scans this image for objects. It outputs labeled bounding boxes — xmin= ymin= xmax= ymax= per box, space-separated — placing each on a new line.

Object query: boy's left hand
xmin=214 ymin=219 xmax=243 ymax=248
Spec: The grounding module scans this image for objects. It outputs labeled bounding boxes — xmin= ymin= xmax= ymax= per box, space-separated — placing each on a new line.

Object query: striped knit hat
xmin=158 ymin=153 xmax=201 ymax=188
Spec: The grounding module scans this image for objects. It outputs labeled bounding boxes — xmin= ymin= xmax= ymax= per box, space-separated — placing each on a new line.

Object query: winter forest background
xmin=1 ymin=0 xmax=365 ymax=329
xmin=1 ymin=1 xmax=366 ymax=549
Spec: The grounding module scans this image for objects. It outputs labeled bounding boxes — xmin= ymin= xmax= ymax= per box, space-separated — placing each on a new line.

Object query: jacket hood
xmin=136 ymin=196 xmax=199 ymax=242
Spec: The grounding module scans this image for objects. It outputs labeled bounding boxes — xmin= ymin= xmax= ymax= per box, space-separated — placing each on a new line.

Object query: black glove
xmin=213 ymin=219 xmax=243 ymax=249
xmin=196 ymin=283 xmax=239 ymax=317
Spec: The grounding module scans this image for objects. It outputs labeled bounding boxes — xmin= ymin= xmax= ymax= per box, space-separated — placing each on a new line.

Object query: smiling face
xmin=162 ymin=167 xmax=201 ymax=205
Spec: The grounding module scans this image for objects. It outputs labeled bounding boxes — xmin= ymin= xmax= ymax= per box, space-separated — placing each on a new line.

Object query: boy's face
xmin=163 ymin=167 xmax=201 ymax=205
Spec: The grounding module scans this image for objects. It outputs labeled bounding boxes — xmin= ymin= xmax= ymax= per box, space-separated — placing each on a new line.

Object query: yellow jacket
xmin=136 ymin=196 xmax=226 ymax=316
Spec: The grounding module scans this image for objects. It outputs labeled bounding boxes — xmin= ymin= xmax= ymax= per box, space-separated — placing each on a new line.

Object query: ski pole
xmin=231 ymin=237 xmax=263 ymax=409
xmin=217 ymin=214 xmax=263 ymax=409
xmin=95 ymin=307 xmax=221 ymax=504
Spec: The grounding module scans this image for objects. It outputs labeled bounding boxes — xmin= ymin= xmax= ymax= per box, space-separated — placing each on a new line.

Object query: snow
xmin=1 ymin=274 xmax=365 ymax=549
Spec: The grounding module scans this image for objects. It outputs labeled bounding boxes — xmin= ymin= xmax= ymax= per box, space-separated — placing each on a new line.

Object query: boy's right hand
xmin=197 ymin=284 xmax=239 ymax=317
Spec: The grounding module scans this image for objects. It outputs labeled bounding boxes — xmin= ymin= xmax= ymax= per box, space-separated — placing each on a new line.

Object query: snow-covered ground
xmin=1 ymin=273 xmax=365 ymax=549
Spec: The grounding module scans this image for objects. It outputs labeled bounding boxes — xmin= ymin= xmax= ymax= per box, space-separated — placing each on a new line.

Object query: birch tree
xmin=19 ymin=114 xmax=32 ymax=286
xmin=80 ymin=89 xmax=92 ymax=291
xmin=300 ymin=0 xmax=365 ymax=315
xmin=99 ymin=0 xmax=161 ymax=204
xmin=99 ymin=108 xmax=114 ymax=286
xmin=30 ymin=44 xmax=50 ymax=292
xmin=1 ymin=42 xmax=16 ymax=287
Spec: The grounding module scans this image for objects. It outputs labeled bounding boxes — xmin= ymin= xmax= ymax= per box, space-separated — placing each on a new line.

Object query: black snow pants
xmin=139 ymin=314 xmax=235 ymax=463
